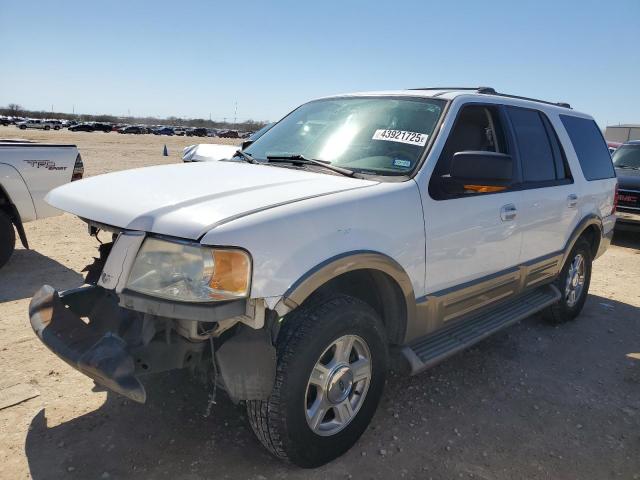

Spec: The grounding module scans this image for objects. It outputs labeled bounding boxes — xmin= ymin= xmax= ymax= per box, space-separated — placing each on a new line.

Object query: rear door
xmin=506 ymin=107 xmax=578 ymax=264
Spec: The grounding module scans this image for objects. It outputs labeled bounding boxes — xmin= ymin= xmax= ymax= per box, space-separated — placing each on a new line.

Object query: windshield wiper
xmin=266 ymin=154 xmax=355 ymax=177
xmin=233 ymin=150 xmax=257 ymax=164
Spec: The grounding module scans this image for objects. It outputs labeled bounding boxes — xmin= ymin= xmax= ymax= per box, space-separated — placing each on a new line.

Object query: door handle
xmin=500 ymin=204 xmax=517 ymax=222
xmin=567 ymin=194 xmax=578 ymax=208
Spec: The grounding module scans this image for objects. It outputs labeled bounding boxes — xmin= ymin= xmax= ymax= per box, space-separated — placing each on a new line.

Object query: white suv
xmin=29 ymin=87 xmax=617 ymax=467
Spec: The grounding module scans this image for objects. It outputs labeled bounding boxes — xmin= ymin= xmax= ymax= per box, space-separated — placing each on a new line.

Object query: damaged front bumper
xmin=29 ymin=284 xmax=207 ymax=403
xmin=29 ymin=283 xmax=278 ymax=404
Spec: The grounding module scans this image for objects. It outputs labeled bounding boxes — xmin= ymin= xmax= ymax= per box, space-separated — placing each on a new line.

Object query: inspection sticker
xmin=372 ymin=129 xmax=428 ymax=146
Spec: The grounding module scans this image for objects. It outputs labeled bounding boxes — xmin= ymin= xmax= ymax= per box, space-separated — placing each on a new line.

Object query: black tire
xmin=0 ymin=211 xmax=16 ymax=268
xmin=19 ymin=125 xmax=26 ymax=130
xmin=44 ymin=126 xmax=50 ymax=130
xmin=543 ymin=238 xmax=592 ymax=323
xmin=247 ymin=295 xmax=388 ymax=467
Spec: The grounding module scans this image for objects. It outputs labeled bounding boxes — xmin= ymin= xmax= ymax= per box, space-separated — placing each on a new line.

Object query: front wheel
xmin=543 ymin=238 xmax=592 ymax=323
xmin=247 ymin=295 xmax=387 ymax=467
xmin=44 ymin=126 xmax=50 ymax=130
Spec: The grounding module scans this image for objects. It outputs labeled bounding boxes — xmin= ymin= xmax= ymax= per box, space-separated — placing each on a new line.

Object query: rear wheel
xmin=247 ymin=295 xmax=387 ymax=467
xmin=543 ymin=238 xmax=592 ymax=323
xmin=44 ymin=126 xmax=50 ymax=130
xmin=0 ymin=211 xmax=16 ymax=268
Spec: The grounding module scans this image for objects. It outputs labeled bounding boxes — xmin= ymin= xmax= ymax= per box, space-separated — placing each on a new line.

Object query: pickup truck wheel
xmin=0 ymin=211 xmax=16 ymax=268
xmin=543 ymin=238 xmax=592 ymax=323
xmin=246 ymin=295 xmax=387 ymax=467
xmin=44 ymin=126 xmax=50 ymax=130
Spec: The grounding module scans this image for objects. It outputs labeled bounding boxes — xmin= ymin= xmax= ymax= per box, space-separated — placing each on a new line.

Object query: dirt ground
xmin=0 ymin=126 xmax=638 ymax=480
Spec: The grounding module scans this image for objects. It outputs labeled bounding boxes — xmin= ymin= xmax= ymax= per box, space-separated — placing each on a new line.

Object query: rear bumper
xmin=29 ymin=285 xmax=147 ymax=403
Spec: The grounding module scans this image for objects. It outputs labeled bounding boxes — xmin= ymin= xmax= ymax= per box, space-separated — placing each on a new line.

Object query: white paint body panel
xmin=200 ymin=181 xmax=426 ymax=300
xmin=0 ymin=143 xmax=77 ymax=221
xmin=46 ymin=161 xmax=378 ymax=240
xmin=414 ymin=95 xmax=616 ymax=294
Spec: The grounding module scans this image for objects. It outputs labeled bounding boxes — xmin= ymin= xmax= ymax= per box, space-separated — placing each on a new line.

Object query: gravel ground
xmin=0 ymin=126 xmax=638 ymax=479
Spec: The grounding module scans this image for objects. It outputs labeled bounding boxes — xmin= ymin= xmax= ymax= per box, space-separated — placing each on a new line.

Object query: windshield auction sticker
xmin=372 ymin=129 xmax=428 ymax=146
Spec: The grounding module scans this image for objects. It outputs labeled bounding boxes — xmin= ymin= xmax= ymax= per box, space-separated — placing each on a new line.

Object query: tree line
xmin=1 ymin=103 xmax=268 ymax=131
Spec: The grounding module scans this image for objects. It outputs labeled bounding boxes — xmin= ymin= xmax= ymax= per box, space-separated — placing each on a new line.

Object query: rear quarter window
xmin=560 ymin=115 xmax=615 ymax=180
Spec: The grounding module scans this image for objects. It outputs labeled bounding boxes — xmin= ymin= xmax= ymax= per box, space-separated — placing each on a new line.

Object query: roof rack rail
xmin=408 ymin=87 xmax=493 ymax=91
xmin=408 ymin=86 xmax=571 ymax=109
xmin=483 ymin=91 xmax=572 ymax=109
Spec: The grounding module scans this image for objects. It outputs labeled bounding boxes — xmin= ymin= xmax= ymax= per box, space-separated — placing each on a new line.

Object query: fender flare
xmin=0 ymin=164 xmax=35 ymax=249
xmin=561 ymin=214 xmax=603 ymax=267
xmin=276 ymin=250 xmax=418 ymax=339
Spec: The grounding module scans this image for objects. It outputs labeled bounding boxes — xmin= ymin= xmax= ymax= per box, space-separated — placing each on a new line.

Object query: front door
xmin=418 ymin=103 xmax=523 ymax=328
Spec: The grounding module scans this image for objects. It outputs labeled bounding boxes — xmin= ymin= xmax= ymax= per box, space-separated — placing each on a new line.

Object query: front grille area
xmin=618 ymin=189 xmax=640 ymax=211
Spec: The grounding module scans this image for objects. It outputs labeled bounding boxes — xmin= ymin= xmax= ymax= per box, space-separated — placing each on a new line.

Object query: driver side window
xmin=429 ymin=105 xmax=508 ymax=199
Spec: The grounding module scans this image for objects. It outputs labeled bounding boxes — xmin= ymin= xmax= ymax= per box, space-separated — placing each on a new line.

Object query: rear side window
xmin=560 ymin=115 xmax=615 ymax=180
xmin=507 ymin=107 xmax=557 ymax=183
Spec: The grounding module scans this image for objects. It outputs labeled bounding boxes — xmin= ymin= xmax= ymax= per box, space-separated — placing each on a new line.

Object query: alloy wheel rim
xmin=565 ymin=253 xmax=586 ymax=308
xmin=304 ymin=334 xmax=372 ymax=436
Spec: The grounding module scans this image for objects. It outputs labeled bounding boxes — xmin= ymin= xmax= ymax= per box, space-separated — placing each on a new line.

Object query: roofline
xmin=408 ymin=86 xmax=571 ymax=109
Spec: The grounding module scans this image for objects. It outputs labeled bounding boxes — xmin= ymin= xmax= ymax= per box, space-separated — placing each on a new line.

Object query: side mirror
xmin=450 ymin=151 xmax=513 ymax=187
xmin=241 ymin=139 xmax=254 ymax=150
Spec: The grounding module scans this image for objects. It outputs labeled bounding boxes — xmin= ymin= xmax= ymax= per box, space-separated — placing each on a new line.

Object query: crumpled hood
xmin=46 ymin=161 xmax=377 ymax=239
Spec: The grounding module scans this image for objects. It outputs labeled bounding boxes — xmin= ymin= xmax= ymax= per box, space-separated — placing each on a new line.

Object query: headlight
xmin=126 ymin=237 xmax=251 ymax=302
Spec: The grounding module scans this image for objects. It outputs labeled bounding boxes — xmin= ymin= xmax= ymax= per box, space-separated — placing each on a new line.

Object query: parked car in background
xmin=608 ymin=141 xmax=623 ymax=155
xmin=68 ymin=123 xmax=95 ymax=132
xmin=218 ymin=129 xmax=240 ymax=138
xmin=31 ymin=88 xmax=616 ymax=467
xmin=612 ymin=140 xmax=640 ymax=230
xmin=0 ymin=141 xmax=83 ymax=267
xmin=186 ymin=127 xmax=207 ymax=137
xmin=47 ymin=120 xmax=63 ymax=130
xmin=118 ymin=125 xmax=146 ymax=134
xmin=0 ymin=117 xmax=10 ymax=126
xmin=92 ymin=122 xmax=113 ymax=133
xmin=17 ymin=119 xmax=52 ymax=130
xmin=173 ymin=127 xmax=186 ymax=136
xmin=152 ymin=126 xmax=175 ymax=136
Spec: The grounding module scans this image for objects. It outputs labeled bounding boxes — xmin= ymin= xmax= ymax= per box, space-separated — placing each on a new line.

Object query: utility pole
xmin=234 ymin=101 xmax=238 ymax=124
xmin=72 ymin=104 xmax=75 ymax=115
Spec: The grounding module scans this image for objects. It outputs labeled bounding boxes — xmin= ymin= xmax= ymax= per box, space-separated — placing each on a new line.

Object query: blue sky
xmin=0 ymin=0 xmax=638 ymax=126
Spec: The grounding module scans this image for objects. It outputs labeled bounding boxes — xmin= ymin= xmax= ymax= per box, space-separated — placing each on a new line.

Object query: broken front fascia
xmin=27 ymin=230 xmax=274 ymax=403
xmin=97 ymin=230 xmax=269 ymax=333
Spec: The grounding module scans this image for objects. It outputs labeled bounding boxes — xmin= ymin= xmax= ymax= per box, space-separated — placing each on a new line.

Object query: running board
xmin=402 ymin=284 xmax=561 ymax=375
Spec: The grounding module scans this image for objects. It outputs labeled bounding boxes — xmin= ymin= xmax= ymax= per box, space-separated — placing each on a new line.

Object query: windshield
xmin=244 ymin=97 xmax=445 ymax=175
xmin=612 ymin=144 xmax=640 ymax=169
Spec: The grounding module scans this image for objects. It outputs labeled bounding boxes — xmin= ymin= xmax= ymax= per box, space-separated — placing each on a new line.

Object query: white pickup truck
xmin=29 ymin=88 xmax=616 ymax=467
xmin=0 ymin=141 xmax=83 ymax=266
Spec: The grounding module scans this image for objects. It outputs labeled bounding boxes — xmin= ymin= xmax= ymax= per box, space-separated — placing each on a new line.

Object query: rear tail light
xmin=72 ymin=153 xmax=84 ymax=181
xmin=612 ymin=182 xmax=618 ymax=215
